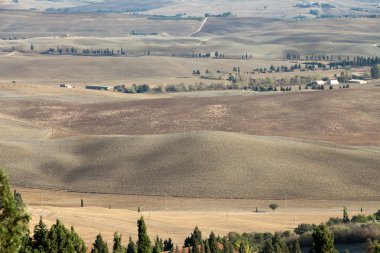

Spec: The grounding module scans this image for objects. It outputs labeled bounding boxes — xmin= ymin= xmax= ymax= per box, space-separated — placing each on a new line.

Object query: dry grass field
xmin=0 ymin=85 xmax=379 ymax=201
xmin=0 ymin=1 xmax=379 ymax=248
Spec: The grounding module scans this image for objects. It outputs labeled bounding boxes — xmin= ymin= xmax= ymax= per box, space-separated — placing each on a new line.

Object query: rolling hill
xmin=1 ymin=130 xmax=379 ymax=200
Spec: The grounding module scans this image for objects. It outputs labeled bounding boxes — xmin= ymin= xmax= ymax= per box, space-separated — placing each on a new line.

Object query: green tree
xmin=91 ymin=233 xmax=109 ymax=253
xmin=70 ymin=226 xmax=87 ymax=253
xmin=0 ymin=169 xmax=30 ymax=253
xmin=127 ymin=237 xmax=136 ymax=253
xmin=371 ymin=65 xmax=380 ymax=79
xmin=312 ymin=224 xmax=336 ymax=253
xmin=208 ymin=232 xmax=219 ymax=253
xmin=164 ymin=238 xmax=174 ymax=252
xmin=289 ymin=240 xmax=301 ymax=253
xmin=137 ymin=217 xmax=151 ymax=253
xmin=269 ymin=204 xmax=279 ymax=213
xmin=32 ymin=217 xmax=49 ymax=252
xmin=113 ymin=232 xmax=125 ymax=253
xmin=343 ymin=207 xmax=350 ymax=223
xmin=153 ymin=235 xmax=163 ymax=253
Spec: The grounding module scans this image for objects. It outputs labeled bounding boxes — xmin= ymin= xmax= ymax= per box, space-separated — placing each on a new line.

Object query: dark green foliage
xmin=32 ymin=217 xmax=49 ymax=252
xmin=203 ymin=240 xmax=210 ymax=253
xmin=288 ymin=240 xmax=301 ymax=253
xmin=185 ymin=226 xmax=203 ymax=248
xmin=365 ymin=239 xmax=380 ymax=253
xmin=13 ymin=190 xmax=24 ymax=208
xmin=326 ymin=217 xmax=343 ymax=226
xmin=0 ymin=169 xmax=30 ymax=253
xmin=137 ymin=217 xmax=151 ymax=253
xmin=164 ymin=238 xmax=174 ymax=252
xmin=343 ymin=207 xmax=350 ymax=223
xmin=374 ymin=210 xmax=380 ymax=221
xmin=46 ymin=219 xmax=87 ymax=253
xmin=371 ymin=65 xmax=380 ymax=79
xmin=351 ymin=214 xmax=369 ymax=223
xmin=91 ymin=233 xmax=109 ymax=253
xmin=295 ymin=223 xmax=317 ymax=235
xmin=113 ymin=232 xmax=125 ymax=253
xmin=312 ymin=224 xmax=336 ymax=253
xmin=127 ymin=237 xmax=136 ymax=253
xmin=153 ymin=235 xmax=163 ymax=253
xmin=269 ymin=204 xmax=279 ymax=213
xmin=208 ymin=232 xmax=219 ymax=253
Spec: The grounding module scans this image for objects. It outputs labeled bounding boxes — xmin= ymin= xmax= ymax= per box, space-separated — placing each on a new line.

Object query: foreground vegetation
xmin=1 ymin=170 xmax=380 ymax=252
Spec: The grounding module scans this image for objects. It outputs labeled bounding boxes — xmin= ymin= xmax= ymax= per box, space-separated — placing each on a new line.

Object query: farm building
xmin=85 ymin=85 xmax=111 ymax=91
xmin=348 ymin=79 xmax=368 ymax=84
xmin=59 ymin=83 xmax=73 ymax=88
xmin=327 ymin=78 xmax=339 ymax=85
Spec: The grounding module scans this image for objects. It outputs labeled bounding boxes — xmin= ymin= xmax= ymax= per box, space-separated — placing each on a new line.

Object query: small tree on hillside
xmin=269 ymin=204 xmax=279 ymax=213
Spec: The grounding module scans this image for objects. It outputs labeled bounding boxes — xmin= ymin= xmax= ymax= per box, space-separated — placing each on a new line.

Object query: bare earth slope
xmin=1 ymin=131 xmax=379 ymax=200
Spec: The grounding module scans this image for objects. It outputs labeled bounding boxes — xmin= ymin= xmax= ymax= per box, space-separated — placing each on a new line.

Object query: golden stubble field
xmin=17 ymin=187 xmax=380 ymax=248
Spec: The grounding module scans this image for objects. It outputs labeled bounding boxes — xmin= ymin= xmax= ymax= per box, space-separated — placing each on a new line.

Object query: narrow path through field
xmin=5 ymin=51 xmax=16 ymax=56
xmin=188 ymin=17 xmax=208 ymax=36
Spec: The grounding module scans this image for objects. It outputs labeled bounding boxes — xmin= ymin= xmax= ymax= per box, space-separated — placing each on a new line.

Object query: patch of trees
xmin=205 ymin=12 xmax=234 ymax=17
xmin=2 ymin=168 xmax=380 ymax=253
xmin=330 ymin=56 xmax=380 ymax=68
xmin=43 ymin=46 xmax=127 ymax=56
xmin=114 ymin=84 xmax=150 ymax=94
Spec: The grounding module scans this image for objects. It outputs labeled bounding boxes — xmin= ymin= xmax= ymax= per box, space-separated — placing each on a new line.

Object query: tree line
xmin=1 ymin=169 xmax=380 ymax=253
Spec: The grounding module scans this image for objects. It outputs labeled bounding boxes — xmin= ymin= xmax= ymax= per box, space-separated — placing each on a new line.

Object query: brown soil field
xmin=2 ymin=86 xmax=379 ymax=146
xmin=0 ymin=10 xmax=199 ymax=37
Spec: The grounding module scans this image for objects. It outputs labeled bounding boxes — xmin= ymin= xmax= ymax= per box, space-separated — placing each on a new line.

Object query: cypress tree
xmin=113 ymin=232 xmax=125 ymax=253
xmin=137 ymin=217 xmax=151 ymax=253
xmin=127 ymin=236 xmax=136 ymax=253
xmin=0 ymin=169 xmax=30 ymax=253
xmin=91 ymin=233 xmax=109 ymax=253
xmin=208 ymin=232 xmax=219 ymax=253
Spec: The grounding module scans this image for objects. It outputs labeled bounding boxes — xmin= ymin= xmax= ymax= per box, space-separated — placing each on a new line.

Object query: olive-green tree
xmin=137 ymin=217 xmax=151 ymax=253
xmin=312 ymin=224 xmax=336 ymax=253
xmin=0 ymin=169 xmax=30 ymax=253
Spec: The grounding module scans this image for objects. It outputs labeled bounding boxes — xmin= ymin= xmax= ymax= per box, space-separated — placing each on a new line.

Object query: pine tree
xmin=32 ymin=217 xmax=49 ymax=252
xmin=208 ymin=232 xmax=219 ymax=253
xmin=312 ymin=224 xmax=336 ymax=253
xmin=91 ymin=233 xmax=109 ymax=253
xmin=70 ymin=226 xmax=87 ymax=253
xmin=137 ymin=217 xmax=151 ymax=253
xmin=113 ymin=232 xmax=125 ymax=253
xmin=153 ymin=235 xmax=163 ymax=253
xmin=127 ymin=236 xmax=136 ymax=253
xmin=164 ymin=238 xmax=174 ymax=252
xmin=0 ymin=169 xmax=30 ymax=253
xmin=371 ymin=65 xmax=380 ymax=79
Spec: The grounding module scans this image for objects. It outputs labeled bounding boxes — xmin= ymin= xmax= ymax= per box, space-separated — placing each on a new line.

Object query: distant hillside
xmin=1 ymin=131 xmax=379 ymax=200
xmin=67 ymin=0 xmax=176 ymax=13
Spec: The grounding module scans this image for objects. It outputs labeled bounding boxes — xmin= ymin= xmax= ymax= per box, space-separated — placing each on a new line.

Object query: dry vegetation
xmin=1 ymin=93 xmax=379 ymax=200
